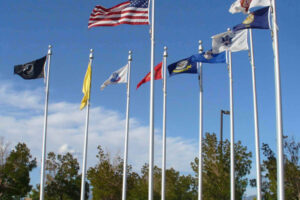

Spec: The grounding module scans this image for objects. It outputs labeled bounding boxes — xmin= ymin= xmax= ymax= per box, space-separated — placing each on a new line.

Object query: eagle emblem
xmin=110 ymin=72 xmax=121 ymax=82
xmin=240 ymin=0 xmax=252 ymax=11
xmin=173 ymin=60 xmax=192 ymax=73
xmin=221 ymin=34 xmax=233 ymax=47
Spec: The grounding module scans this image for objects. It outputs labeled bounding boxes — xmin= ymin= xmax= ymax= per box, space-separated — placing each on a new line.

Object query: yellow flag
xmin=80 ymin=62 xmax=92 ymax=110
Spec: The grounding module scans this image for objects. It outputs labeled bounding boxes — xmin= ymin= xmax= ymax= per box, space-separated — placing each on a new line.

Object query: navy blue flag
xmin=233 ymin=6 xmax=270 ymax=32
xmin=193 ymin=51 xmax=226 ymax=64
xmin=168 ymin=51 xmax=226 ymax=76
xmin=168 ymin=56 xmax=198 ymax=76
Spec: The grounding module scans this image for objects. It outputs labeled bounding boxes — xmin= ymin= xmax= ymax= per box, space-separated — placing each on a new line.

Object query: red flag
xmin=136 ymin=62 xmax=162 ymax=89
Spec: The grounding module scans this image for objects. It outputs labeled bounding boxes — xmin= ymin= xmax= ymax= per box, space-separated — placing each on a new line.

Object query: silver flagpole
xmin=227 ymin=32 xmax=235 ymax=200
xmin=249 ymin=29 xmax=262 ymax=200
xmin=161 ymin=46 xmax=167 ymax=200
xmin=80 ymin=49 xmax=93 ymax=200
xmin=197 ymin=40 xmax=203 ymax=200
xmin=122 ymin=50 xmax=132 ymax=200
xmin=270 ymin=1 xmax=284 ymax=199
xmin=149 ymin=0 xmax=155 ymax=199
xmin=39 ymin=45 xmax=52 ymax=200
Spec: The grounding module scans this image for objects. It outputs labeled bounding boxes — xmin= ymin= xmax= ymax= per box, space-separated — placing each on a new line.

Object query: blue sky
xmin=1 ymin=0 xmax=300 ymax=197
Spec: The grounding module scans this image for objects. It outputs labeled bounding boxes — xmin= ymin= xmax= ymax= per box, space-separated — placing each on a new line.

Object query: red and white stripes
xmin=88 ymin=1 xmax=149 ymax=28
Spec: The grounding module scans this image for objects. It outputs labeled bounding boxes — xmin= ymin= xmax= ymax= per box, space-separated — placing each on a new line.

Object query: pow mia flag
xmin=14 ymin=56 xmax=47 ymax=79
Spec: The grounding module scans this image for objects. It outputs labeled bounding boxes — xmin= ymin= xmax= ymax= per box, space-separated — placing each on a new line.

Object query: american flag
xmin=88 ymin=0 xmax=149 ymax=28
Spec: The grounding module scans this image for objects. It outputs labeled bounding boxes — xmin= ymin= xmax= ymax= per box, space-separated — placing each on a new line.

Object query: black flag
xmin=14 ymin=56 xmax=47 ymax=79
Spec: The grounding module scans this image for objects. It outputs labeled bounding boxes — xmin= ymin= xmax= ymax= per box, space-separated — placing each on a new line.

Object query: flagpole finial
xmin=89 ymin=49 xmax=94 ymax=59
xmin=198 ymin=40 xmax=203 ymax=54
xmin=128 ymin=50 xmax=132 ymax=61
xmin=163 ymin=46 xmax=168 ymax=57
xmin=48 ymin=45 xmax=52 ymax=55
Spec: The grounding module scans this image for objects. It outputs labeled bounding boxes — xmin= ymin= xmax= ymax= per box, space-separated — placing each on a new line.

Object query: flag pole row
xmin=12 ymin=0 xmax=283 ymax=199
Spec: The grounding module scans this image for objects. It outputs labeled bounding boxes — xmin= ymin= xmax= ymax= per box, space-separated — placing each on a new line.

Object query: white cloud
xmin=0 ymin=81 xmax=197 ymax=176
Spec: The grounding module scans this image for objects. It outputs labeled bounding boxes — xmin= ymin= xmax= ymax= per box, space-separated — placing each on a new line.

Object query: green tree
xmin=88 ymin=145 xmax=142 ymax=200
xmin=30 ymin=152 xmax=89 ymax=200
xmin=191 ymin=133 xmax=252 ymax=200
xmin=87 ymin=145 xmax=125 ymax=200
xmin=164 ymin=168 xmax=196 ymax=200
xmin=88 ymin=146 xmax=196 ymax=200
xmin=260 ymin=136 xmax=300 ymax=199
xmin=0 ymin=142 xmax=37 ymax=199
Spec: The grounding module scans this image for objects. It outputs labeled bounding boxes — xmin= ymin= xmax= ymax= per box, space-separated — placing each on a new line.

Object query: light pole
xmin=220 ymin=110 xmax=230 ymax=151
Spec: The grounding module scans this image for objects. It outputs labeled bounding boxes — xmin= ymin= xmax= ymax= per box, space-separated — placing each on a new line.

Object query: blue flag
xmin=168 ymin=56 xmax=197 ymax=76
xmin=233 ymin=6 xmax=270 ymax=32
xmin=192 ymin=51 xmax=226 ymax=64
xmin=167 ymin=51 xmax=226 ymax=76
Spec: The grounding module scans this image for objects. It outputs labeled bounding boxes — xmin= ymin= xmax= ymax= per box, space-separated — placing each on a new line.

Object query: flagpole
xmin=227 ymin=30 xmax=235 ymax=200
xmin=270 ymin=1 xmax=284 ymax=199
xmin=149 ymin=0 xmax=155 ymax=199
xmin=249 ymin=29 xmax=262 ymax=200
xmin=161 ymin=46 xmax=167 ymax=200
xmin=39 ymin=45 xmax=52 ymax=200
xmin=80 ymin=49 xmax=93 ymax=200
xmin=197 ymin=40 xmax=203 ymax=200
xmin=122 ymin=50 xmax=132 ymax=200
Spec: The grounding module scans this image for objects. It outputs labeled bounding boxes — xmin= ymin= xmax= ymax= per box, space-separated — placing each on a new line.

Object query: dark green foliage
xmin=0 ymin=142 xmax=37 ymax=199
xmin=260 ymin=137 xmax=300 ymax=199
xmin=87 ymin=146 xmax=123 ymax=200
xmin=30 ymin=152 xmax=89 ymax=200
xmin=191 ymin=133 xmax=252 ymax=200
xmin=88 ymin=146 xmax=197 ymax=200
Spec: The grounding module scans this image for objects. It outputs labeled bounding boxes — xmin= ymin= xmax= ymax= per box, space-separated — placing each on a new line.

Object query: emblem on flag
xmin=233 ymin=6 xmax=270 ymax=32
xmin=168 ymin=57 xmax=198 ymax=76
xmin=229 ymin=0 xmax=270 ymax=14
xmin=203 ymin=51 xmax=213 ymax=60
xmin=111 ymin=72 xmax=121 ymax=83
xmin=173 ymin=60 xmax=192 ymax=73
xmin=221 ymin=35 xmax=234 ymax=47
xmin=212 ymin=30 xmax=249 ymax=53
xmin=240 ymin=0 xmax=252 ymax=11
xmin=101 ymin=64 xmax=128 ymax=90
xmin=14 ymin=56 xmax=47 ymax=80
xmin=243 ymin=13 xmax=255 ymax=25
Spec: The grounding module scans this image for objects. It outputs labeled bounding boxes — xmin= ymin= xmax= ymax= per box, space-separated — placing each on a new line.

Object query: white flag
xmin=101 ymin=64 xmax=128 ymax=90
xmin=229 ymin=0 xmax=270 ymax=14
xmin=212 ymin=30 xmax=248 ymax=53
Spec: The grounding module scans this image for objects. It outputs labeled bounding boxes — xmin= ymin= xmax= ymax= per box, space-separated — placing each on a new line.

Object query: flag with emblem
xmin=212 ymin=29 xmax=248 ymax=53
xmin=193 ymin=51 xmax=226 ymax=63
xmin=101 ymin=64 xmax=128 ymax=90
xmin=136 ymin=62 xmax=162 ymax=89
xmin=233 ymin=6 xmax=270 ymax=32
xmin=168 ymin=56 xmax=198 ymax=76
xmin=14 ymin=56 xmax=47 ymax=80
xmin=88 ymin=0 xmax=149 ymax=28
xmin=229 ymin=0 xmax=270 ymax=14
